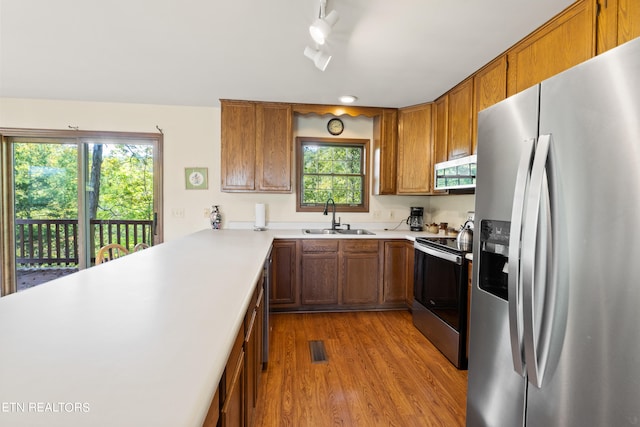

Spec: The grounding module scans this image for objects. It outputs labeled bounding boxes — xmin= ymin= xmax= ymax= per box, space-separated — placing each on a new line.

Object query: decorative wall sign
xmin=185 ymin=167 xmax=208 ymax=190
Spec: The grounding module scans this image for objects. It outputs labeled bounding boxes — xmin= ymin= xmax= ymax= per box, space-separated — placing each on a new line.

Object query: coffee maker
xmin=407 ymin=207 xmax=424 ymax=231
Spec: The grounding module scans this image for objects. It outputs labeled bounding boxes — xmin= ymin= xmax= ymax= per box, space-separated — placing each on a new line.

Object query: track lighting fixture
xmin=304 ymin=0 xmax=338 ymax=71
xmin=304 ymin=46 xmax=332 ymax=71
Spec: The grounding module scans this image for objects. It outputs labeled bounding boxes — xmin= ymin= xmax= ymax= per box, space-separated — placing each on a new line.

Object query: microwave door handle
xmin=521 ymin=134 xmax=555 ymax=388
xmin=507 ymin=137 xmax=535 ymax=377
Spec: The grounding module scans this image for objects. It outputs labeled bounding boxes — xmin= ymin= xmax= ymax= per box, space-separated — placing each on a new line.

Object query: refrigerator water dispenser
xmin=478 ymin=220 xmax=511 ymax=300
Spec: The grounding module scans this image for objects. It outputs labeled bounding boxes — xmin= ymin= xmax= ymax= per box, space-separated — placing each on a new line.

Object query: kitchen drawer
xmin=224 ymin=326 xmax=245 ymax=396
xmin=247 ymin=280 xmax=262 ymax=315
xmin=301 ymin=240 xmax=339 ymax=253
xmin=341 ymin=239 xmax=379 ymax=253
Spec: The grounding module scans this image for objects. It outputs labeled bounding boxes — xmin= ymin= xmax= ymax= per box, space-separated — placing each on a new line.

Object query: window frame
xmin=296 ymin=137 xmax=370 ymax=213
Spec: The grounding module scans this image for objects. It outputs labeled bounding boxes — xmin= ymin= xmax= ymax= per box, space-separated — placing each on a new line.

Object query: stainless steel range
xmin=413 ymin=237 xmax=470 ymax=369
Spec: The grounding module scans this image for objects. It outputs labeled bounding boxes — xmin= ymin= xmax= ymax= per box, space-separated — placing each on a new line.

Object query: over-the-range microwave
xmin=433 ymin=155 xmax=477 ymax=191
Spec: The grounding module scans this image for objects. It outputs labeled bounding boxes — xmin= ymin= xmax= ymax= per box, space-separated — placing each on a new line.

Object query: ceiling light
xmin=339 ymin=95 xmax=357 ymax=104
xmin=309 ymin=9 xmax=339 ymax=45
xmin=304 ymin=46 xmax=332 ymax=71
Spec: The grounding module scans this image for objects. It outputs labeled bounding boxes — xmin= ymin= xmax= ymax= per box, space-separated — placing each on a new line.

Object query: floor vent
xmin=309 ymin=340 xmax=328 ymax=363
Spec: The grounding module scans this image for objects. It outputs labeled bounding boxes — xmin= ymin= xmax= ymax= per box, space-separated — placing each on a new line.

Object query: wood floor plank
xmin=254 ymin=310 xmax=467 ymax=426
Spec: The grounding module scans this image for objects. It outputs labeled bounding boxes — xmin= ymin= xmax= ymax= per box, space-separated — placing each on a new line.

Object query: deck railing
xmin=15 ymin=219 xmax=153 ymax=267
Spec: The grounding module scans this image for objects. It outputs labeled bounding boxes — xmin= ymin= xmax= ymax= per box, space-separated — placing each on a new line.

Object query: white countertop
xmin=0 ymin=228 xmax=440 ymax=426
xmin=271 ymin=228 xmax=442 ymax=240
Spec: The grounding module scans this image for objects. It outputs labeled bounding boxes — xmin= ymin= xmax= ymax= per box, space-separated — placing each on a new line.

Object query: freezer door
xmin=467 ymin=85 xmax=540 ymax=427
xmin=524 ymin=37 xmax=640 ymax=427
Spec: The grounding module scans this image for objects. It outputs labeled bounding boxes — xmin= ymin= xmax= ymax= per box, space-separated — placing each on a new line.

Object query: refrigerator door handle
xmin=521 ymin=133 xmax=555 ymax=388
xmin=507 ymin=137 xmax=536 ymax=376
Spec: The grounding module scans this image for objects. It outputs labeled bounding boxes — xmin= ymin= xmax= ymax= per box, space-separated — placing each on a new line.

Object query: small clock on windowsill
xmin=327 ymin=118 xmax=344 ymax=135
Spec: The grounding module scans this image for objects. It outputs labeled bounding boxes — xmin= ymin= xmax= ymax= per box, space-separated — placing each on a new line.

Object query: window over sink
xmin=296 ymin=137 xmax=369 ymax=212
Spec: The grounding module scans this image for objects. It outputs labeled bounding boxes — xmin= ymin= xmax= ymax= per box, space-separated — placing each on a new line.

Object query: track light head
xmin=304 ymin=46 xmax=332 ymax=71
xmin=309 ymin=9 xmax=339 ymax=45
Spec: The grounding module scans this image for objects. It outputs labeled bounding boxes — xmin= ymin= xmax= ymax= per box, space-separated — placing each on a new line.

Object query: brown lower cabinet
xmin=272 ymin=238 xmax=411 ymax=312
xmin=270 ymin=240 xmax=297 ymax=307
xmin=203 ymin=278 xmax=265 ymax=427
xmin=244 ymin=284 xmax=264 ymax=425
xmin=382 ymin=241 xmax=409 ymax=305
xmin=221 ymin=346 xmax=244 ymax=427
xmin=341 ymin=240 xmax=380 ymax=305
xmin=300 ymin=240 xmax=339 ymax=305
xmin=405 ymin=240 xmax=415 ymax=307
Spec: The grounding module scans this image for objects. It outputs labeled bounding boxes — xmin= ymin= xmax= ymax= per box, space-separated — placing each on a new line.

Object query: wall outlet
xmin=171 ymin=208 xmax=185 ymax=218
xmin=388 ymin=210 xmax=395 ymax=219
xmin=373 ymin=210 xmax=381 ymax=219
xmin=203 ymin=207 xmax=211 ymax=218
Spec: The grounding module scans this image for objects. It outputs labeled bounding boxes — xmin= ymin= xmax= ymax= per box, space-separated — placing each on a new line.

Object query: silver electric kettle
xmin=457 ymin=220 xmax=474 ymax=252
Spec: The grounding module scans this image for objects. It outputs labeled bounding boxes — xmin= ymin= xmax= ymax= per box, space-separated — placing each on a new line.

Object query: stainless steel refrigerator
xmin=467 ymin=36 xmax=640 ymax=427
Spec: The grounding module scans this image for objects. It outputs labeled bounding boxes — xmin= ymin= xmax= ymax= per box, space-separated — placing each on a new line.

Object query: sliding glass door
xmin=13 ymin=140 xmax=80 ymax=291
xmin=1 ymin=130 xmax=163 ymax=296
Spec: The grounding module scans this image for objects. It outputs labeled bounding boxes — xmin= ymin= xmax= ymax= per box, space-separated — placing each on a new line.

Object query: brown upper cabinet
xmin=397 ymin=103 xmax=433 ymax=194
xmin=221 ymin=100 xmax=256 ymax=191
xmin=472 ymin=56 xmax=507 ymax=153
xmin=221 ymin=100 xmax=292 ymax=193
xmin=432 ymin=95 xmax=448 ymax=166
xmin=372 ymin=109 xmax=398 ymax=195
xmin=506 ymin=0 xmax=596 ymax=97
xmin=597 ymin=0 xmax=640 ymax=53
xmin=431 ymin=94 xmax=449 ymax=193
xmin=256 ymin=103 xmax=293 ymax=192
xmin=447 ymin=78 xmax=474 ymax=160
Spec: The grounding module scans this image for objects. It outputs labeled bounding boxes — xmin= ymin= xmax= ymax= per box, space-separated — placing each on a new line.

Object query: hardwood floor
xmin=254 ymin=310 xmax=467 ymax=426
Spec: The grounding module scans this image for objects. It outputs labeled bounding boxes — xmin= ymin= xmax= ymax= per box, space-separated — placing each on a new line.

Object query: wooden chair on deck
xmin=133 ymin=243 xmax=150 ymax=252
xmin=96 ymin=243 xmax=129 ymax=264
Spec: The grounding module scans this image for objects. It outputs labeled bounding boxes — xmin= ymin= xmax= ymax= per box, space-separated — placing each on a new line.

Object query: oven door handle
xmin=414 ymin=243 xmax=462 ymax=265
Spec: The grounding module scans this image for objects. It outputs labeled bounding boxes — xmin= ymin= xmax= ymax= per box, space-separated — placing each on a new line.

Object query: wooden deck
xmin=16 ymin=268 xmax=78 ymax=292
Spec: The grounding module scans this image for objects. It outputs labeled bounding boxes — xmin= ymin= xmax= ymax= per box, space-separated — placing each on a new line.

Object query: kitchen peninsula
xmin=0 ymin=228 xmax=432 ymax=427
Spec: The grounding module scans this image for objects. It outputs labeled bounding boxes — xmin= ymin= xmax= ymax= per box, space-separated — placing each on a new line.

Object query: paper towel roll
xmin=255 ymin=203 xmax=266 ymax=228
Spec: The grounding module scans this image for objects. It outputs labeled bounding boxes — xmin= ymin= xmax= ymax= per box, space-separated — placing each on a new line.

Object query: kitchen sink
xmin=302 ymin=228 xmax=375 ymax=235
xmin=336 ymin=229 xmax=375 ymax=235
xmin=302 ymin=229 xmax=339 ymax=234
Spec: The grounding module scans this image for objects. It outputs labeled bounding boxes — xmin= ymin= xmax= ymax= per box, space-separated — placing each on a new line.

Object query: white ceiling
xmin=0 ymin=0 xmax=574 ymax=109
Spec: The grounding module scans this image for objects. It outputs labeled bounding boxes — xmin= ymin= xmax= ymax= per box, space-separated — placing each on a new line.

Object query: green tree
xmin=301 ymin=143 xmax=363 ymax=205
xmin=14 ymin=143 xmax=78 ymax=219
xmin=14 ymin=142 xmax=153 ymax=221
xmin=88 ymin=144 xmax=103 ymax=220
xmin=94 ymin=144 xmax=153 ymax=220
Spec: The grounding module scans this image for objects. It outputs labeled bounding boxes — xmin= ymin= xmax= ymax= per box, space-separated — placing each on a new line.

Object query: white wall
xmin=0 ymin=97 xmax=474 ymax=240
xmin=1 ymin=97 xmax=218 ymax=241
xmin=428 ymin=194 xmax=475 ymax=229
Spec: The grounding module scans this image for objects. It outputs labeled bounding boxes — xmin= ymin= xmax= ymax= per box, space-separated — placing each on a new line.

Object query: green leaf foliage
xmin=300 ymin=142 xmax=364 ymax=205
xmin=14 ymin=142 xmax=153 ymax=221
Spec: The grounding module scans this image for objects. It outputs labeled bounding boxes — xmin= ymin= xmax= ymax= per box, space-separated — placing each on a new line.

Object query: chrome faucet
xmin=323 ymin=197 xmax=340 ymax=230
